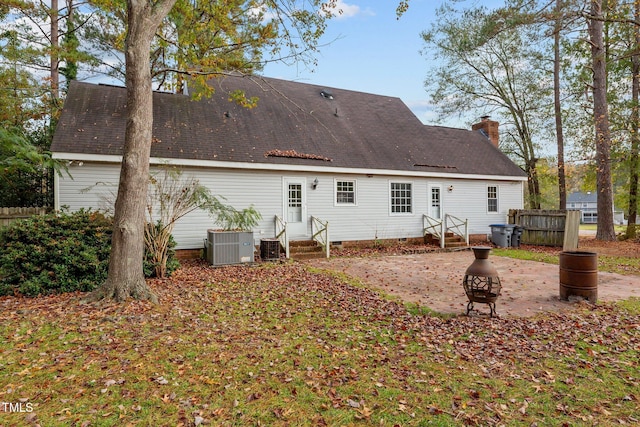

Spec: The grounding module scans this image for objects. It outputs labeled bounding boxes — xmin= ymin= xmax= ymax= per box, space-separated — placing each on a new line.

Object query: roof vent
xmin=320 ymin=89 xmax=334 ymax=100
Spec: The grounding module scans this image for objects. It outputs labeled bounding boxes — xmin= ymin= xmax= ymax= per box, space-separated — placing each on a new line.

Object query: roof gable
xmin=568 ymin=191 xmax=598 ymax=203
xmin=51 ymin=76 xmax=526 ymax=178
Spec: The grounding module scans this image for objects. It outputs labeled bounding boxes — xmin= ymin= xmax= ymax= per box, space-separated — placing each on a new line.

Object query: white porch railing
xmin=311 ymin=216 xmax=330 ymax=258
xmin=445 ymin=214 xmax=469 ymax=246
xmin=274 ymin=215 xmax=289 ymax=258
xmin=423 ymin=214 xmax=445 ymax=248
xmin=423 ymin=214 xmax=469 ymax=248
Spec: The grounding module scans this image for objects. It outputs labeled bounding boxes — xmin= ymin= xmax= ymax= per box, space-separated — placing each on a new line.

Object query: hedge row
xmin=0 ymin=210 xmax=179 ymax=297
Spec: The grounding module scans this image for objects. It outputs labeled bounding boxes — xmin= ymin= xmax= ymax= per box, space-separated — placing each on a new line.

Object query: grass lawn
xmin=491 ymin=237 xmax=640 ymax=276
xmin=1 ymin=261 xmax=639 ymax=426
xmin=579 ymin=224 xmax=627 ymax=233
xmin=491 ymin=247 xmax=640 ymax=276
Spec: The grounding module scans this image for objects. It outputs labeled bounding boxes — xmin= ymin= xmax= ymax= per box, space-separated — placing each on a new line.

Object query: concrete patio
xmin=307 ymin=249 xmax=640 ymax=317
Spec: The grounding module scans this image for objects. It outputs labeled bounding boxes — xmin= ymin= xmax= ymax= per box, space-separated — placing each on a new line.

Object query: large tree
xmin=1 ymin=0 xmax=94 ymax=206
xmin=587 ymin=0 xmax=616 ymax=240
xmin=426 ymin=0 xmax=623 ymax=239
xmin=0 ymin=15 xmax=57 ymax=206
xmin=553 ymin=0 xmax=568 ymax=209
xmin=2 ymin=0 xmax=91 ymax=98
xmin=92 ymin=0 xmax=176 ymax=302
xmin=89 ymin=0 xmax=342 ymax=302
xmin=628 ymin=0 xmax=640 ymax=238
xmin=601 ymin=0 xmax=640 ymax=238
xmin=421 ymin=4 xmax=552 ymax=209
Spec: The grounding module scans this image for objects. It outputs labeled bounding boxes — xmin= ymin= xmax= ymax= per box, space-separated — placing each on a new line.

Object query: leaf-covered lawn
xmin=493 ymin=240 xmax=640 ymax=276
xmin=1 ymin=261 xmax=639 ymax=426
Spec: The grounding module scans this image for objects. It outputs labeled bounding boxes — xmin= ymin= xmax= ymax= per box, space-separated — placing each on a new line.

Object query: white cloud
xmin=323 ymin=1 xmax=374 ymax=19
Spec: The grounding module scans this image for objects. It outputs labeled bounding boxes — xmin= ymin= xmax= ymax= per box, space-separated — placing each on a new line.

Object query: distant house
xmin=51 ymin=75 xmax=527 ymax=255
xmin=567 ymin=191 xmax=625 ymax=224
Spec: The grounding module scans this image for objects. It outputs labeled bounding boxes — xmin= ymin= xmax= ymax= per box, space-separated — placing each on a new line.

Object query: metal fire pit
xmin=463 ymin=247 xmax=502 ymax=317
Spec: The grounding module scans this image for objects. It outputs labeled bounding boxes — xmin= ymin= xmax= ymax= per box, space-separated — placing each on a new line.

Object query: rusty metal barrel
xmin=559 ymin=251 xmax=598 ymax=302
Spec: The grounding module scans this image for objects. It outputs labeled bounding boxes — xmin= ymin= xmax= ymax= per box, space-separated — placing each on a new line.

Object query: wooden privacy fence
xmin=508 ymin=209 xmax=580 ymax=250
xmin=0 ymin=207 xmax=50 ymax=228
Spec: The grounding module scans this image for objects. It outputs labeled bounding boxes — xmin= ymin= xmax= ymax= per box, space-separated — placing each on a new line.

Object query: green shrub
xmin=0 ymin=210 xmax=180 ymax=297
xmin=143 ymin=228 xmax=181 ymax=278
xmin=0 ymin=210 xmax=112 ymax=297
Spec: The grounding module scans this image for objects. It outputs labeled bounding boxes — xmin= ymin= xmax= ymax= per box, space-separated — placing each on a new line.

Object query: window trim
xmin=389 ymin=181 xmax=414 ymax=215
xmin=487 ymin=185 xmax=499 ymax=213
xmin=334 ymin=178 xmax=357 ymax=206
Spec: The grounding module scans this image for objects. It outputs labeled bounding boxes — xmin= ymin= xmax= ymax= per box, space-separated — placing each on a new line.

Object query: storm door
xmin=429 ymin=184 xmax=443 ymax=220
xmin=283 ymin=177 xmax=307 ymax=236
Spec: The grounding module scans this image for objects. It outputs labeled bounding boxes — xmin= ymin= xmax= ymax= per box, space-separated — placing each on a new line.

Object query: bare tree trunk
xmin=90 ymin=0 xmax=177 ymax=302
xmin=526 ymin=158 xmax=541 ymax=209
xmin=554 ymin=0 xmax=566 ymax=210
xmin=50 ymin=0 xmax=59 ymax=99
xmin=588 ymin=0 xmax=616 ymax=241
xmin=510 ymin=111 xmax=541 ymax=209
xmin=522 ymin=134 xmax=540 ymax=209
xmin=627 ymin=1 xmax=640 ymax=239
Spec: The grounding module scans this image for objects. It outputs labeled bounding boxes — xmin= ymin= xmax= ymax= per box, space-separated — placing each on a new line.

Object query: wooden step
xmin=289 ymin=240 xmax=326 ymax=260
xmin=289 ymin=240 xmax=319 ymax=248
xmin=445 ymin=241 xmax=468 ymax=248
xmin=425 ymin=233 xmax=468 ymax=249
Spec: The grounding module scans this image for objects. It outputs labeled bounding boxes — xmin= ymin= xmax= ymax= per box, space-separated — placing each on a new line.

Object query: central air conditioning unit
xmin=206 ymin=230 xmax=255 ymax=266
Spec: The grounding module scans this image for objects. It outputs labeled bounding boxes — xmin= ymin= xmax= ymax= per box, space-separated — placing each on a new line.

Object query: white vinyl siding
xmin=57 ymin=162 xmax=524 ymax=249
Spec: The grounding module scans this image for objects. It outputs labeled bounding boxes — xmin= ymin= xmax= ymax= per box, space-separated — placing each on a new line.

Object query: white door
xmin=283 ymin=177 xmax=307 ymax=237
xmin=429 ymin=184 xmax=442 ymax=219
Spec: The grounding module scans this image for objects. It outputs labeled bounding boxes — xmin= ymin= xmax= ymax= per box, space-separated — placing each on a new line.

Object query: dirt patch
xmin=307 ymin=240 xmax=640 ymax=318
xmin=514 ymin=237 xmax=640 ymax=258
xmin=578 ymin=236 xmax=640 ymax=257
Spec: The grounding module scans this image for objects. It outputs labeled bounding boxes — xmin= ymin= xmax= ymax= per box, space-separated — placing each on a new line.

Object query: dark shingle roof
xmin=51 ymin=76 xmax=526 ymax=177
xmin=568 ymin=191 xmax=597 ymax=203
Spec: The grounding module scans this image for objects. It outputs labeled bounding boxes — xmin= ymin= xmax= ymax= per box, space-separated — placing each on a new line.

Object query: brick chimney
xmin=472 ymin=116 xmax=499 ymax=148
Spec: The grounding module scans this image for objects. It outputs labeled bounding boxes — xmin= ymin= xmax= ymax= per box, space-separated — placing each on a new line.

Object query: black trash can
xmin=489 ymin=224 xmax=515 ymax=248
xmin=510 ymin=225 xmax=524 ymax=248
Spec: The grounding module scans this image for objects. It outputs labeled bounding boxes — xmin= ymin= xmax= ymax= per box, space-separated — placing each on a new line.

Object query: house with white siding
xmin=568 ymin=191 xmax=625 ymax=225
xmin=51 ymin=75 xmax=527 ymax=257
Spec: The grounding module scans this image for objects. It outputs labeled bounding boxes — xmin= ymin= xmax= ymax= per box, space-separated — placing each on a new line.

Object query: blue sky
xmin=263 ymin=0 xmax=497 ymax=128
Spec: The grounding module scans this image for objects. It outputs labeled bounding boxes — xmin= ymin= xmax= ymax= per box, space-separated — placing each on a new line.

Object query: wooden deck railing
xmin=423 ymin=214 xmax=445 ymax=248
xmin=274 ymin=215 xmax=289 ymax=258
xmin=445 ymin=214 xmax=469 ymax=246
xmin=311 ymin=216 xmax=329 ymax=258
xmin=423 ymin=213 xmax=469 ymax=248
